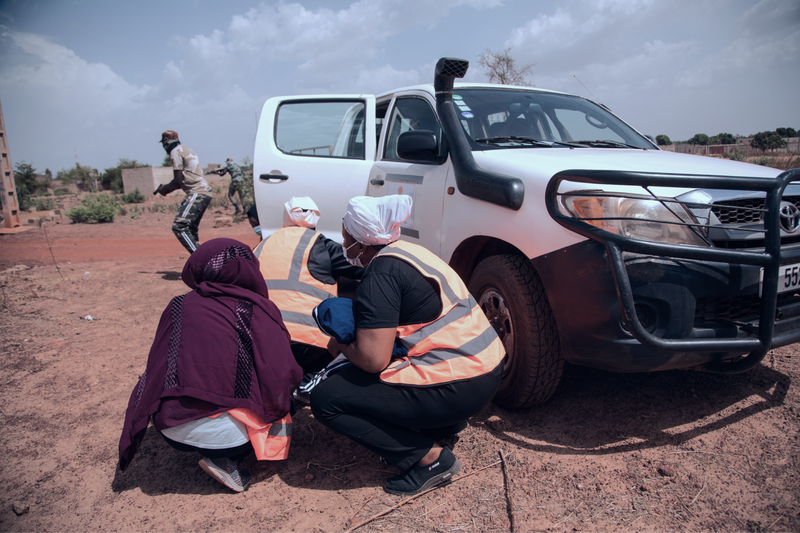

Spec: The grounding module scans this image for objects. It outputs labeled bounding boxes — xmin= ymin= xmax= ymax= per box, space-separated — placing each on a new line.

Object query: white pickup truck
xmin=253 ymin=57 xmax=800 ymax=409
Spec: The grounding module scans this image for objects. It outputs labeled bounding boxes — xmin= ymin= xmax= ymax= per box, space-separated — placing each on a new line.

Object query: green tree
xmin=13 ymin=161 xmax=39 ymax=210
xmin=655 ymin=134 xmax=672 ymax=146
xmin=750 ymin=131 xmax=788 ymax=152
xmin=478 ymin=47 xmax=535 ymax=86
xmin=56 ymin=163 xmax=98 ymax=191
xmin=687 ymin=133 xmax=711 ymax=145
xmin=100 ymin=158 xmax=149 ymax=193
xmin=710 ymin=132 xmax=736 ymax=145
xmin=162 ymin=153 xmax=173 ymax=167
xmin=776 ymin=127 xmax=798 ymax=138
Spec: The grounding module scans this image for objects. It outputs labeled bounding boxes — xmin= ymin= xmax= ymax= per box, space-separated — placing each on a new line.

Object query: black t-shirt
xmin=355 ymin=255 xmax=442 ymax=329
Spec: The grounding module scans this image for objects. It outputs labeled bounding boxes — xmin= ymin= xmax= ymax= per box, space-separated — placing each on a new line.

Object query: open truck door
xmin=254 ymin=95 xmax=376 ymax=241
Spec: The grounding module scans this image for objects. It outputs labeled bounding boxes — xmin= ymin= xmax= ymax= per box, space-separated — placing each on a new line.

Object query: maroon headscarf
xmin=119 ymin=238 xmax=301 ymax=471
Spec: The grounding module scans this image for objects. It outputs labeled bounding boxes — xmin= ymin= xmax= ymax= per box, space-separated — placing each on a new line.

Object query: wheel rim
xmin=477 ymin=288 xmax=515 ymax=378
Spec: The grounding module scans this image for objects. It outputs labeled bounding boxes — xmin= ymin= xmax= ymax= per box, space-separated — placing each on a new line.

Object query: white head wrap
xmin=343 ymin=195 xmax=413 ymax=245
xmin=282 ymin=196 xmax=321 ymax=228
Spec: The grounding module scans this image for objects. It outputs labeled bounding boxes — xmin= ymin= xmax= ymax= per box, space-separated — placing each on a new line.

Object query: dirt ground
xmin=1 ymin=206 xmax=799 ymax=533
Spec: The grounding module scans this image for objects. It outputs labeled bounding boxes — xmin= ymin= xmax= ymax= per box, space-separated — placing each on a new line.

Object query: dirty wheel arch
xmin=469 ymin=254 xmax=563 ymax=409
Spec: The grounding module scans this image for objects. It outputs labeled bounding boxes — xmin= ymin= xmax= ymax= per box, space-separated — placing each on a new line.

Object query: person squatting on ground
xmin=254 ymin=197 xmax=364 ymax=395
xmin=118 ymin=238 xmax=302 ymax=492
xmin=155 ymin=130 xmax=213 ymax=254
xmin=310 ymin=195 xmax=505 ymax=496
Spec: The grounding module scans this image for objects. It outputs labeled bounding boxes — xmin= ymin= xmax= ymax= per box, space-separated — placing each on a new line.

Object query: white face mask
xmin=342 ymin=241 xmax=365 ymax=268
xmin=253 ymin=225 xmax=262 ymax=237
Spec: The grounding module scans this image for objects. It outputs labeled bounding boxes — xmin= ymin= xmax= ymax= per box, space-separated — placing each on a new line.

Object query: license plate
xmin=761 ymin=263 xmax=800 ymax=296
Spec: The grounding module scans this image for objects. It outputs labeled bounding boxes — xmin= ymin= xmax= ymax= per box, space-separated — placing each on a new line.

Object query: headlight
xmin=560 ymin=192 xmax=709 ymax=246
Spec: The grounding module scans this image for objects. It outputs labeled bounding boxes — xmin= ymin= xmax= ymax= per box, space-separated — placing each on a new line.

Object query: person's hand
xmin=153 ymin=185 xmax=161 ymax=196
xmin=327 ymin=336 xmax=346 ymax=357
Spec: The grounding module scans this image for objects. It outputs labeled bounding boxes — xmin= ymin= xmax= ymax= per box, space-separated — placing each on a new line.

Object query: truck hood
xmin=473 ymin=148 xmax=782 ymax=197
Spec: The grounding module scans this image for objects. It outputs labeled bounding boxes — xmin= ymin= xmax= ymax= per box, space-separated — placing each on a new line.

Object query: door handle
xmin=259 ymin=173 xmax=288 ymax=181
xmin=370 ymin=178 xmax=384 ymax=186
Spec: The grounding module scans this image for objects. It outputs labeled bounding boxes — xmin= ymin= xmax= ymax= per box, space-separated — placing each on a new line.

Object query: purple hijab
xmin=118 ymin=238 xmax=301 ymax=471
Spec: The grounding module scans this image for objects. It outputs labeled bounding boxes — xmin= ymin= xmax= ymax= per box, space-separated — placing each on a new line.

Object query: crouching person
xmin=118 ymin=238 xmax=302 ymax=492
xmin=311 ymin=196 xmax=505 ymax=496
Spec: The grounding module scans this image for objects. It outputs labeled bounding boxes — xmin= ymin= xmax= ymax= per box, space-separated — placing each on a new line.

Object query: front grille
xmin=708 ymin=195 xmax=800 ymax=249
xmin=711 ymin=195 xmax=800 ymax=224
xmin=695 ymin=291 xmax=800 ymax=325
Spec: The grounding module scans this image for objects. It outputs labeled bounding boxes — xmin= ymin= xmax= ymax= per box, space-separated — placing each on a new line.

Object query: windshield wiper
xmin=475 ymin=136 xmax=585 ymax=148
xmin=575 ymin=140 xmax=645 ymax=149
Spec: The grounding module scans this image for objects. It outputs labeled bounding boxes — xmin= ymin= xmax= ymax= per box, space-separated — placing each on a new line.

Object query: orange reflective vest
xmin=377 ymin=241 xmax=505 ymax=386
xmin=216 ymin=409 xmax=293 ymax=461
xmin=256 ymin=227 xmax=338 ymax=348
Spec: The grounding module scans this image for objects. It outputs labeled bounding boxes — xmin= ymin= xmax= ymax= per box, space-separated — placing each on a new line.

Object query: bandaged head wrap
xmin=282 ymin=196 xmax=321 ymax=228
xmin=343 ymin=195 xmax=413 ymax=245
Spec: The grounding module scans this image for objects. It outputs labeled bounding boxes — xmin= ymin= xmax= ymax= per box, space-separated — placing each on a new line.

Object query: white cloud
xmin=176 ymin=0 xmax=504 ymax=94
xmin=1 ymin=0 xmax=796 ymax=171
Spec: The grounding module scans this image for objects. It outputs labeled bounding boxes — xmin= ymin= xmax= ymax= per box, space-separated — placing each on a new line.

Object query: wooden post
xmin=0 ymin=97 xmax=22 ymax=228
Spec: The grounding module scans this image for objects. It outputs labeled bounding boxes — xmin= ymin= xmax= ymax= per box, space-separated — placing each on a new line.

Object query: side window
xmin=275 ymin=101 xmax=366 ymax=159
xmin=383 ymin=97 xmax=442 ymax=161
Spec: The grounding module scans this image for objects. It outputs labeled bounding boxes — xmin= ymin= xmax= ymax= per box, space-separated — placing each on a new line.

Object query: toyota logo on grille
xmin=780 ymin=201 xmax=800 ymax=233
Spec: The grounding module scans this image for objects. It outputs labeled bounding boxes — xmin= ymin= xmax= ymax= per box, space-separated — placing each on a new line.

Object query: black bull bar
xmin=545 ymin=168 xmax=800 ymax=373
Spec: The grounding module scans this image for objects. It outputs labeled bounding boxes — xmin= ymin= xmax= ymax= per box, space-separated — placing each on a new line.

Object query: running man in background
xmin=225 ymin=158 xmax=245 ymax=215
xmin=208 ymin=158 xmax=245 ymax=215
xmin=155 ymin=130 xmax=213 ymax=254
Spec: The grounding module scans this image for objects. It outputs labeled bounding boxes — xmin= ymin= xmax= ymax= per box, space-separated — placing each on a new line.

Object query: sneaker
xmin=292 ymin=388 xmax=311 ymax=405
xmin=199 ymin=457 xmax=252 ymax=492
xmin=384 ymin=447 xmax=461 ymax=496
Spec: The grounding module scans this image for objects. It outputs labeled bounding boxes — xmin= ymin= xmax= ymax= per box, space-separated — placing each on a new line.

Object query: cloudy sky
xmin=0 ymin=0 xmax=798 ymax=175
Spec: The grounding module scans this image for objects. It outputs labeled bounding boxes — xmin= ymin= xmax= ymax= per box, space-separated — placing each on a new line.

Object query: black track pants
xmin=310 ymin=362 xmax=502 ymax=472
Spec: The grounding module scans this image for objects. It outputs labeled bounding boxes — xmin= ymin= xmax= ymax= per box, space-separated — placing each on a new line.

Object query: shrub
xmin=54 ymin=188 xmax=71 ymax=196
xmin=752 ymin=155 xmax=776 ymax=167
xmin=722 ymin=149 xmax=747 ymax=162
xmin=120 ymin=188 xmax=146 ymax=204
xmin=66 ymin=194 xmax=119 ymax=223
xmin=34 ymin=198 xmax=57 ymax=211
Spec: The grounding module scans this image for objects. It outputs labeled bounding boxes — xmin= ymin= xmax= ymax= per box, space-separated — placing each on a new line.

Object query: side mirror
xmin=397 ymin=130 xmax=442 ymax=163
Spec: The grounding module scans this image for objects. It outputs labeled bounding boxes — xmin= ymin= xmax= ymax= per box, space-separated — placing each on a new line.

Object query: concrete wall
xmin=668 ymin=137 xmax=800 ymax=156
xmin=122 ymin=167 xmax=175 ymax=195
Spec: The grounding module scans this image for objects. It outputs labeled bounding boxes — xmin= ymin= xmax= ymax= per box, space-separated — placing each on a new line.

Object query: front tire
xmin=469 ymin=255 xmax=563 ymax=409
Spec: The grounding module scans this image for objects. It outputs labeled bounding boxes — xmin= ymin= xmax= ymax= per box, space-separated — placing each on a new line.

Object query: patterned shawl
xmin=118 ymin=238 xmax=301 ymax=471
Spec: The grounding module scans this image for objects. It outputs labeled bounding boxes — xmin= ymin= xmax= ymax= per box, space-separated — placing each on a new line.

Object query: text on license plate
xmin=761 ymin=263 xmax=800 ymax=296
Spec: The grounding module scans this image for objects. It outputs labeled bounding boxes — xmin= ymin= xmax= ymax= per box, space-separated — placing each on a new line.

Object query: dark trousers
xmin=160 ymin=432 xmax=253 ymax=461
xmin=227 ymin=181 xmax=244 ymax=212
xmin=172 ymin=192 xmax=212 ymax=253
xmin=310 ymin=362 xmax=502 ymax=472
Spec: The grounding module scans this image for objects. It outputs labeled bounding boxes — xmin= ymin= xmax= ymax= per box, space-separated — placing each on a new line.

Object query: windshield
xmin=452 ymin=88 xmax=654 ymax=150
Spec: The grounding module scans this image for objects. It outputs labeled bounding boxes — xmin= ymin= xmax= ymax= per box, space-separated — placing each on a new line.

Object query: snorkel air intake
xmin=434 ymin=57 xmax=524 ymax=210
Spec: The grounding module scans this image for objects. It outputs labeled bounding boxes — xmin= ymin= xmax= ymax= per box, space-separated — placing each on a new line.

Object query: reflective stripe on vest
xmin=261 ymin=413 xmax=292 ymax=460
xmin=257 ymin=227 xmax=337 ymax=348
xmin=226 ymin=409 xmax=292 ymax=461
xmin=377 ymin=241 xmax=505 ymax=386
